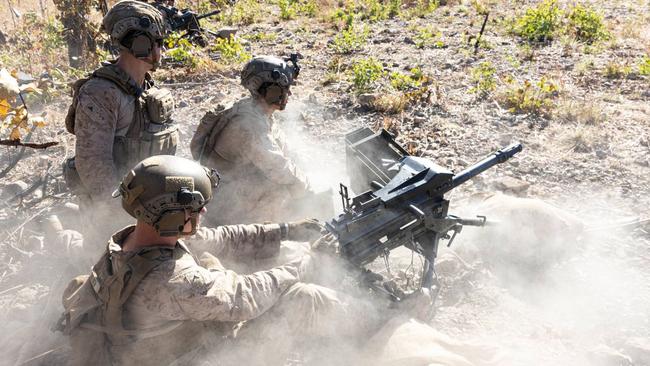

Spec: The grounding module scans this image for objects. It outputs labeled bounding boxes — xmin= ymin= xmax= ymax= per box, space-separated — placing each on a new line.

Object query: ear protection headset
xmin=121 ymin=17 xmax=157 ymax=58
xmin=261 ymin=83 xmax=287 ymax=105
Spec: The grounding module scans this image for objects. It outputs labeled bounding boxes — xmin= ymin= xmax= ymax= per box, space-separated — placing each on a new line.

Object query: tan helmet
xmin=240 ymin=55 xmax=301 ymax=108
xmin=115 ymin=155 xmax=220 ymax=237
xmin=102 ymin=0 xmax=166 ymax=58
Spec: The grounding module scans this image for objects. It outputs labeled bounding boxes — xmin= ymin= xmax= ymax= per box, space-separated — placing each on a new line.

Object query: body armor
xmin=63 ymin=64 xmax=178 ymax=193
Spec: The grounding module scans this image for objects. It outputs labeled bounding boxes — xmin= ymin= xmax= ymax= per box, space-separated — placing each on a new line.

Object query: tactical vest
xmin=190 ymin=98 xmax=264 ymax=169
xmin=58 ymin=238 xmax=215 ymax=366
xmin=63 ymin=64 xmax=178 ymax=193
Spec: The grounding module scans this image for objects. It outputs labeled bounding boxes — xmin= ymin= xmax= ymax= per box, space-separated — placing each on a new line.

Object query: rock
xmin=492 ymin=176 xmax=530 ymax=195
xmin=2 ymin=180 xmax=29 ymax=198
xmin=403 ymin=37 xmax=415 ymax=45
xmin=178 ymin=100 xmax=189 ymax=108
xmin=0 ymin=30 xmax=6 ymax=45
xmin=216 ymin=27 xmax=238 ymax=39
xmin=357 ymin=94 xmax=378 ymax=108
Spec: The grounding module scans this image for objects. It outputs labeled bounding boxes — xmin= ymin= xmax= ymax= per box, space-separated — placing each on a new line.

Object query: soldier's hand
xmin=400 ymin=288 xmax=434 ymax=321
xmin=285 ymin=218 xmax=324 ymax=242
xmin=310 ymin=233 xmax=339 ymax=255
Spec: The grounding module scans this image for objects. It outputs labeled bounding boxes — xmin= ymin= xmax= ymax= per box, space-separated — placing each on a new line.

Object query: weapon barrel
xmin=449 ymin=142 xmax=522 ymax=190
xmin=196 ymin=9 xmax=221 ymax=20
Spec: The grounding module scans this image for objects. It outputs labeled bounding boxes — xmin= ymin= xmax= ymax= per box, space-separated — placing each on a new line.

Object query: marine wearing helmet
xmin=62 ymin=0 xmax=179 ymax=250
xmin=57 ymin=155 xmax=343 ymax=366
xmin=189 ymin=54 xmax=331 ymax=226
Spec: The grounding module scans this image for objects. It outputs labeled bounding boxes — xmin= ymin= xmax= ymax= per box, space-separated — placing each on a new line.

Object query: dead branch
xmin=0 ymin=284 xmax=24 ymax=296
xmin=0 ymin=139 xmax=59 ymax=149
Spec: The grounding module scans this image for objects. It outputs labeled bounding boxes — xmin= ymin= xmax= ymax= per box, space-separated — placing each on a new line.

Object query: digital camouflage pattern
xmin=191 ymin=97 xmax=311 ymax=225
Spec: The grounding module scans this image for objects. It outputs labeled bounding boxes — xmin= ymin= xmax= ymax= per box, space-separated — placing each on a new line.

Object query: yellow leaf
xmin=0 ymin=98 xmax=10 ymax=119
xmin=0 ymin=69 xmax=19 ymax=100
xmin=10 ymin=106 xmax=27 ymax=128
xmin=10 ymin=127 xmax=21 ymax=140
xmin=30 ymin=116 xmax=46 ymax=128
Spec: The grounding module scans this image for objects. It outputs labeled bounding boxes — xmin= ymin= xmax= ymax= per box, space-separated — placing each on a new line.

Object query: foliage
xmin=221 ymin=0 xmax=264 ymax=25
xmin=165 ymin=34 xmax=200 ymax=68
xmin=469 ymin=61 xmax=497 ymax=96
xmin=0 ymin=69 xmax=46 ymax=141
xmin=52 ymin=0 xmax=102 ymax=68
xmin=279 ymin=0 xmax=317 ymax=20
xmin=638 ymin=55 xmax=650 ymax=76
xmin=331 ymin=24 xmax=369 ymax=54
xmin=350 ymin=57 xmax=385 ymax=93
xmin=514 ymin=0 xmax=563 ymax=42
xmin=566 ymin=4 xmax=609 ymax=44
xmin=501 ymin=77 xmax=559 ymax=117
xmin=603 ymin=61 xmax=631 ymax=79
xmin=413 ymin=27 xmax=445 ymax=49
xmin=211 ymin=35 xmax=252 ymax=64
xmin=402 ymin=0 xmax=439 ymax=19
xmin=244 ymin=32 xmax=278 ymax=42
xmin=389 ymin=68 xmax=425 ymax=91
xmin=0 ymin=13 xmax=70 ymax=72
xmin=330 ymin=3 xmax=356 ymax=30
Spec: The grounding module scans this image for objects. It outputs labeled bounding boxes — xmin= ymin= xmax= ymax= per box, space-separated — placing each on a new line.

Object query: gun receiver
xmin=326 ymin=130 xmax=522 ymax=300
xmin=153 ymin=3 xmax=222 ymax=47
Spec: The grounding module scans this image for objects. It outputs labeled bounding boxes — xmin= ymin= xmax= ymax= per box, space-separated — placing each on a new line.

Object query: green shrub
xmin=279 ymin=0 xmax=317 ymax=20
xmin=501 ymin=77 xmax=559 ymax=117
xmin=331 ymin=24 xmax=369 ymax=54
xmin=390 ymin=67 xmax=425 ymax=91
xmin=350 ymin=57 xmax=385 ymax=93
xmin=469 ymin=61 xmax=497 ymax=96
xmin=165 ymin=34 xmax=200 ymax=68
xmin=211 ymin=35 xmax=251 ymax=63
xmin=566 ymin=4 xmax=609 ymax=44
xmin=221 ymin=0 xmax=263 ymax=25
xmin=403 ymin=0 xmax=438 ymax=19
xmin=413 ymin=26 xmax=445 ymax=49
xmin=514 ymin=0 xmax=562 ymax=42
xmin=639 ymin=55 xmax=650 ymax=76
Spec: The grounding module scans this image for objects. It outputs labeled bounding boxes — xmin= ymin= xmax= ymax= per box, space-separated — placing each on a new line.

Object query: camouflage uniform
xmin=60 ymin=223 xmax=372 ymax=366
xmin=62 ymin=1 xmax=177 ymax=250
xmin=191 ymin=97 xmax=311 ymax=225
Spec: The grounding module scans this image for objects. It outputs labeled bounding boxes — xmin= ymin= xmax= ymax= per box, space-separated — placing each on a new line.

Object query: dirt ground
xmin=1 ymin=0 xmax=649 ymax=365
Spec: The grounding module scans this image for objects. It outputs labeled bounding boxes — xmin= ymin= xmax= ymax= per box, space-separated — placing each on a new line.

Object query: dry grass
xmin=557 ymin=100 xmax=606 ymax=125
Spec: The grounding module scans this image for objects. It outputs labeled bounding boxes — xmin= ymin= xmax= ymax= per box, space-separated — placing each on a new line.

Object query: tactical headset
xmin=120 ymin=16 xmax=160 ymax=59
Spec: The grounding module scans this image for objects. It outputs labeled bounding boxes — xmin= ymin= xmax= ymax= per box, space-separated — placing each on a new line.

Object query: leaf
xmin=0 ymin=69 xmax=20 ymax=100
xmin=0 ymin=98 xmax=10 ymax=119
xmin=30 ymin=116 xmax=46 ymax=128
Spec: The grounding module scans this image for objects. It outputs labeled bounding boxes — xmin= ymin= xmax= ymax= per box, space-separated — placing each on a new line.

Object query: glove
xmin=399 ymin=288 xmax=434 ymax=321
xmin=310 ymin=233 xmax=339 ymax=255
xmin=283 ymin=218 xmax=324 ymax=242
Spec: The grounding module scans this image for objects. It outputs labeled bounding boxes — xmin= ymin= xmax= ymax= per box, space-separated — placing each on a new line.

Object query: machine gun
xmin=326 ymin=128 xmax=522 ymax=303
xmin=152 ymin=2 xmax=223 ymax=47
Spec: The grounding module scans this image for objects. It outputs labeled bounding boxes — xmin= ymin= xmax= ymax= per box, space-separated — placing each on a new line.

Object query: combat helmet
xmin=102 ymin=0 xmax=166 ymax=58
xmin=241 ymin=55 xmax=301 ymax=107
xmin=114 ymin=155 xmax=220 ymax=236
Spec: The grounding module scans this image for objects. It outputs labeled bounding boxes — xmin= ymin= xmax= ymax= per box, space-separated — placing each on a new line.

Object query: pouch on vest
xmin=144 ymin=87 xmax=174 ymax=123
xmin=190 ymin=105 xmax=228 ymax=165
xmin=56 ymin=274 xmax=113 ymax=366
xmin=64 ymin=77 xmax=92 ymax=134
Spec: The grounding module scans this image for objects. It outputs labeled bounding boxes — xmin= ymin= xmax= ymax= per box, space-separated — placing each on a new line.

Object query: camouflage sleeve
xmin=167 ymin=256 xmax=311 ymax=322
xmin=185 ymin=224 xmax=283 ymax=260
xmin=235 ymin=116 xmax=309 ymax=188
xmin=73 ymin=80 xmax=122 ymax=199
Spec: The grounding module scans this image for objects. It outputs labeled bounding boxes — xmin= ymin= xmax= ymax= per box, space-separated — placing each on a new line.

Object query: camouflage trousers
xmin=177 ymin=281 xmax=383 ymax=366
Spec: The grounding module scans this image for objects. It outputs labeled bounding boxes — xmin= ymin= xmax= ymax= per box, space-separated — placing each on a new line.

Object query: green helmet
xmin=240 ymin=55 xmax=301 ymax=107
xmin=115 ymin=155 xmax=220 ymax=237
xmin=102 ymin=0 xmax=166 ymax=57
